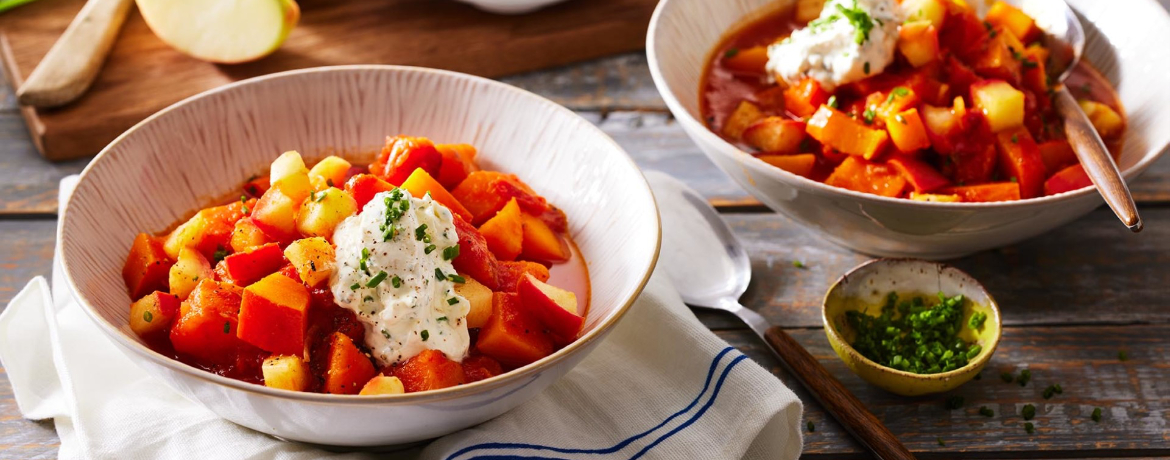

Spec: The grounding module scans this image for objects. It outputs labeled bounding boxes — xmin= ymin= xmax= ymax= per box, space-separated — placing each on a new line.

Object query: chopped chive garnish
xmin=447 ymin=297 xmax=459 ymax=305
xmin=213 ymin=247 xmax=229 ymax=263
xmin=363 ymin=296 xmax=374 ymax=303
xmin=223 ymin=322 xmax=231 ymax=334
xmin=807 ymin=421 xmax=815 ymax=432
xmin=447 ymin=274 xmax=466 ymax=283
xmin=350 ymin=282 xmax=361 ymax=290
xmin=1016 ymin=369 xmax=1031 ymax=387
xmin=392 ymin=275 xmax=402 ymax=288
xmin=827 ymin=95 xmax=838 ymax=109
xmin=437 ymin=316 xmax=448 ymax=322
xmin=1024 ymin=422 xmax=1034 ymax=434
xmin=443 ymin=245 xmax=460 ymax=260
xmin=435 ymin=268 xmax=446 ymax=280
xmin=863 ymin=107 xmax=876 ymax=124
xmin=421 ymin=330 xmax=430 ymax=341
xmin=415 ymin=224 xmax=428 ymax=241
xmin=936 ymin=437 xmax=945 ymax=446
xmin=424 ymin=244 xmax=437 ymax=254
xmin=723 ymin=48 xmax=739 ymax=58
xmin=979 ymin=406 xmax=994 ymax=417
xmin=1021 ymin=404 xmax=1036 ymax=420
xmin=1118 ymin=350 xmax=1128 ymax=361
xmin=367 ymin=271 xmax=389 ymax=288
xmin=1043 ymin=384 xmax=1062 ymax=399
xmin=143 ymin=311 xmax=153 ymax=323
xmin=792 ymin=260 xmax=806 ymax=269
xmin=382 ymin=329 xmax=390 ymax=339
xmin=1091 ymin=407 xmax=1102 ymax=422
xmin=968 ymin=311 xmax=987 ymax=329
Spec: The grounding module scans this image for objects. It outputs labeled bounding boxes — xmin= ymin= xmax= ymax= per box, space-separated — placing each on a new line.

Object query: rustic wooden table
xmin=2 ymin=54 xmax=1168 ymax=459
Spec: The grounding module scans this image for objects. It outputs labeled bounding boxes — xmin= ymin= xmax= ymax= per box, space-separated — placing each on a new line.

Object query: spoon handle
xmin=764 ymin=326 xmax=916 ymax=460
xmin=1053 ymin=85 xmax=1142 ymax=232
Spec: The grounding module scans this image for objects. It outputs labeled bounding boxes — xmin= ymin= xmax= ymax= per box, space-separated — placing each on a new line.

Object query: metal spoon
xmin=646 ymin=171 xmax=916 ymax=460
xmin=1019 ymin=0 xmax=1141 ymax=231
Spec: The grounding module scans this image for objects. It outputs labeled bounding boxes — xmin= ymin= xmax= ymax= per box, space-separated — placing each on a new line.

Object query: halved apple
xmin=517 ymin=274 xmax=583 ymax=344
xmin=135 ymin=0 xmax=300 ymax=64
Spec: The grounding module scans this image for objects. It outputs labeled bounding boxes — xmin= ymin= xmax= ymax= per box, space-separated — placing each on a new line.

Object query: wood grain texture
xmin=0 ymin=0 xmax=657 ymax=160
xmin=0 ymin=220 xmax=54 ymax=307
xmin=764 ymin=326 xmax=914 ymax=460
xmin=0 ymin=366 xmax=58 ymax=459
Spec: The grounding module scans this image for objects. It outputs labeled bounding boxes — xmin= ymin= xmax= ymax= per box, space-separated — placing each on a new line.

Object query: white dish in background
xmin=647 ymin=0 xmax=1170 ymax=259
xmin=59 ymin=65 xmax=659 ymax=446
xmin=456 ymin=0 xmax=571 ymax=14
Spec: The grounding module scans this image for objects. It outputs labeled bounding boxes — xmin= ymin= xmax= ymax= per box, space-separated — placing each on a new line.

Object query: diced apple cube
xmin=1078 ymin=100 xmax=1124 ymax=140
xmin=986 ymin=1 xmax=1037 ymax=42
xmin=742 ymin=117 xmax=806 ymax=153
xmin=252 ymin=186 xmax=303 ymax=244
xmin=455 ymin=277 xmax=493 ymax=329
xmin=359 ymin=375 xmax=406 ymax=395
xmin=283 ymin=237 xmax=335 ymax=287
xmin=296 ymin=187 xmax=358 ymax=240
xmin=238 ymin=273 xmax=310 ymax=355
xmin=307 ymin=156 xmax=352 ymax=192
xmin=898 ymin=21 xmax=939 ymax=68
xmin=169 ymin=247 xmax=213 ymax=300
xmin=230 ymin=217 xmax=270 ymax=253
xmin=722 ymin=100 xmax=765 ymax=140
xmin=129 ymin=291 xmax=181 ymax=343
xmin=971 ymin=80 xmax=1024 ymax=133
xmin=518 ymin=275 xmax=583 ymax=346
xmin=262 ymin=355 xmax=312 ymax=392
xmin=269 ymin=151 xmax=312 ymax=203
xmin=901 ymin=0 xmax=946 ymax=28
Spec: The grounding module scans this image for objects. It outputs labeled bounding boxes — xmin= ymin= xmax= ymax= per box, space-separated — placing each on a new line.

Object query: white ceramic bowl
xmin=455 ymin=0 xmax=570 ymax=14
xmin=59 ymin=66 xmax=660 ymax=446
xmin=647 ymin=0 xmax=1170 ymax=259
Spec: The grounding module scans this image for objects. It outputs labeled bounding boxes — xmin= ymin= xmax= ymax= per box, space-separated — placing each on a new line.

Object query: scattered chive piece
xmin=421 ymin=330 xmax=430 ymax=341
xmin=863 ymin=107 xmax=877 ymax=124
xmin=846 ymin=292 xmax=977 ymax=374
xmin=435 ymin=268 xmax=446 ymax=281
xmin=363 ymin=296 xmax=374 ymax=303
xmin=1119 ymin=350 xmax=1128 ymax=361
xmin=382 ymin=329 xmax=390 ymax=339
xmin=968 ymin=311 xmax=987 ymax=330
xmin=945 ymin=395 xmax=965 ymax=410
xmin=827 ymin=95 xmax=838 ymax=109
xmin=1001 ymin=371 xmax=1014 ymax=383
xmin=447 ymin=297 xmax=459 ymax=305
xmin=143 ymin=311 xmax=153 ymax=323
xmin=792 ymin=260 xmax=806 ymax=269
xmin=392 ymin=275 xmax=403 ymax=288
xmin=367 ymin=271 xmax=389 ymax=288
xmin=415 ymin=224 xmax=429 ymax=241
xmin=443 ymin=245 xmax=460 ymax=261
xmin=1024 ymin=422 xmax=1035 ymax=434
xmin=864 ymin=61 xmax=871 ymax=74
xmin=1011 ymin=134 xmax=1019 ymax=144
xmin=1016 ymin=369 xmax=1031 ymax=387
xmin=223 ymin=322 xmax=231 ymax=334
xmin=1021 ymin=404 xmax=1036 ymax=420
xmin=979 ymin=406 xmax=994 ymax=417
xmin=437 ymin=316 xmax=448 ymax=322
xmin=724 ymin=48 xmax=739 ymax=58
xmin=448 ymin=274 xmax=467 ymax=283
xmin=1043 ymin=384 xmax=1062 ymax=399
xmin=1091 ymin=407 xmax=1102 ymax=422
xmin=807 ymin=421 xmax=815 ymax=432
xmin=350 ymin=282 xmax=361 ymax=290
xmin=213 ymin=247 xmax=229 ymax=263
xmin=424 ymin=244 xmax=437 ymax=255
xmin=893 ymin=86 xmax=910 ymax=97
xmin=936 ymin=437 xmax=945 ymax=447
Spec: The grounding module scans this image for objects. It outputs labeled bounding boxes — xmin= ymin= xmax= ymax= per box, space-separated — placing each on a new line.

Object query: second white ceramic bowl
xmin=59 ymin=66 xmax=660 ymax=446
xmin=647 ymin=0 xmax=1170 ymax=259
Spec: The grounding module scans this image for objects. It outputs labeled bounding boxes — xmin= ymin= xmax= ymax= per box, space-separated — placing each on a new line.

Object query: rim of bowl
xmin=820 ymin=258 xmax=1003 ymax=381
xmin=645 ymin=0 xmax=1170 ymax=210
xmin=60 ymin=64 xmax=663 ymax=404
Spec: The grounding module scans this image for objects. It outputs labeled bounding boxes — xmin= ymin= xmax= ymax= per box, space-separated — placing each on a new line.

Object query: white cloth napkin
xmin=0 ymin=175 xmax=802 ymax=460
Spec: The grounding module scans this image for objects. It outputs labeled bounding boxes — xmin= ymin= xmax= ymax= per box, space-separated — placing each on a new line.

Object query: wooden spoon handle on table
xmin=765 ymin=327 xmax=917 ymax=460
xmin=16 ymin=0 xmax=134 ymax=108
xmin=1052 ymin=85 xmax=1142 ymax=232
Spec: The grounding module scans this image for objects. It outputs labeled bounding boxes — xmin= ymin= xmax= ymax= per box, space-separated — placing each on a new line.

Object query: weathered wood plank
xmin=0 ymin=220 xmax=54 ymax=308
xmin=0 ymin=366 xmax=58 ymax=459
xmin=501 ymin=53 xmax=666 ymax=112
xmin=720 ymin=324 xmax=1170 ymax=458
xmin=694 ymin=206 xmax=1170 ymax=330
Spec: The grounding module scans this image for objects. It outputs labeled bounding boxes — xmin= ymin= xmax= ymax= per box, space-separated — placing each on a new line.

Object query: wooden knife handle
xmin=16 ymin=0 xmax=134 ymax=108
xmin=764 ymin=326 xmax=916 ymax=460
xmin=1053 ymin=85 xmax=1142 ymax=232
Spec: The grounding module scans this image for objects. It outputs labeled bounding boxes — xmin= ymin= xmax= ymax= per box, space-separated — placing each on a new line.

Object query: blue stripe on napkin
xmin=446 ymin=346 xmax=748 ymax=460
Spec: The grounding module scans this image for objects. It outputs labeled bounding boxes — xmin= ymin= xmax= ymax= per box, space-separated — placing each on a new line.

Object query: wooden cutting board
xmin=0 ymin=0 xmax=657 ymax=161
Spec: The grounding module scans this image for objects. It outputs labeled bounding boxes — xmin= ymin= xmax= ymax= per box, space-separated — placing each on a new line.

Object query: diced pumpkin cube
xmin=973 ymin=27 xmax=1024 ymax=85
xmin=129 ymin=291 xmax=181 ymax=344
xmin=939 ymin=182 xmax=1021 ymax=202
xmin=795 ymin=0 xmax=826 ymax=23
xmin=371 ymin=136 xmax=443 ymax=186
xmin=496 ymin=260 xmax=550 ymax=293
xmin=909 ymin=192 xmax=961 ymax=202
xmin=1038 ymin=140 xmax=1077 ymax=174
xmin=885 ymin=108 xmax=931 ymax=152
xmin=283 ymin=237 xmax=335 ymax=287
xmin=392 ymin=349 xmax=466 ymax=393
xmin=758 ymin=153 xmax=817 ymax=178
xmin=169 ymin=247 xmax=213 ymax=300
xmin=323 ymin=332 xmax=376 ymax=394
xmin=436 ymin=143 xmax=480 ymax=190
xmin=888 ymin=156 xmax=949 ymax=193
xmin=221 ymin=242 xmax=286 ymax=286
xmin=451 ymin=171 xmax=552 ymax=226
xmin=995 ymin=127 xmax=1046 ymax=199
xmin=971 ymin=80 xmax=1025 ymax=133
xmin=986 ymin=1 xmax=1037 ymax=42
xmin=742 ymin=117 xmax=806 ymax=153
xmin=238 ymin=273 xmax=310 ymax=355
xmin=455 ymin=277 xmax=494 ymax=329
xmin=297 ymin=187 xmax=358 ymax=240
xmin=806 ymin=106 xmax=890 ymax=160
xmin=722 ymin=100 xmax=765 ymax=140
xmin=401 ymin=167 xmax=474 ymax=222
xmin=462 ymin=355 xmax=503 ymax=383
xmin=825 ymin=156 xmax=908 ymax=197
xmin=262 ymin=355 xmax=312 ymax=392
xmin=308 ymin=156 xmax=352 ymax=192
xmin=783 ymin=78 xmax=829 ymax=118
xmin=359 ymin=375 xmax=406 ymax=395
xmin=476 ymin=292 xmax=555 ymax=368
xmin=169 ymin=279 xmax=245 ymax=364
xmin=344 ymin=174 xmax=396 ymax=211
xmin=1044 ymin=164 xmax=1093 ymax=195
xmin=1078 ymin=100 xmax=1125 ymax=140
xmin=251 ymin=186 xmax=304 ymax=244
xmin=230 ymin=217 xmax=271 ymax=254
xmin=901 ymin=0 xmax=946 ymax=28
xmin=163 ymin=200 xmax=250 ymax=261
xmin=722 ymin=46 xmax=769 ymax=74
xmin=269 ymin=151 xmax=312 ymax=203
xmin=519 ymin=212 xmax=569 ymax=263
xmin=478 ymin=198 xmax=524 ymax=261
xmin=452 ymin=216 xmax=500 ymax=290
xmin=898 ymin=21 xmax=939 ymax=68
xmin=123 ymin=233 xmax=173 ymax=300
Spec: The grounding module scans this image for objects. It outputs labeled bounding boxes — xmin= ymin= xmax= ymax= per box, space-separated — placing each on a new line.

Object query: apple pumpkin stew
xmin=122 ymin=136 xmax=590 ymax=395
xmin=702 ymin=0 xmax=1125 ymax=202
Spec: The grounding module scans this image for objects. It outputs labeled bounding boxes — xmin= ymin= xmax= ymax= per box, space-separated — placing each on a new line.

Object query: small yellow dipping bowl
xmin=822 ymin=258 xmax=1002 ymax=396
